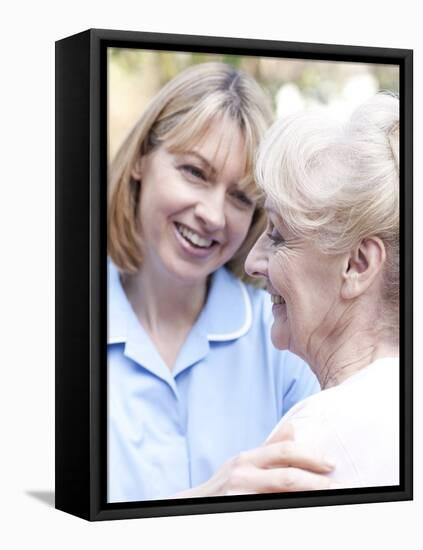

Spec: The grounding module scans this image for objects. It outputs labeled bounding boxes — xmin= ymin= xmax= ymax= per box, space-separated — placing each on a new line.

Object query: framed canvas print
xmin=55 ymin=28 xmax=413 ymax=521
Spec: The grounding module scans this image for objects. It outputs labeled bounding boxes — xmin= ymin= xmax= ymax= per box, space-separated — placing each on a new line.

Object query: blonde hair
xmin=256 ymin=93 xmax=399 ymax=327
xmin=108 ymin=62 xmax=273 ymax=283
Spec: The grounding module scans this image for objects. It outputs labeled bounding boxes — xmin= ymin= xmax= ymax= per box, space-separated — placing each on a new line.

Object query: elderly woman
xmin=245 ymin=93 xmax=399 ymax=488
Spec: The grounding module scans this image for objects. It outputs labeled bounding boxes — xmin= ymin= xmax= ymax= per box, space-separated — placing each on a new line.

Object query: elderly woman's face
xmin=245 ymin=204 xmax=346 ymax=360
xmin=133 ymin=118 xmax=256 ymax=287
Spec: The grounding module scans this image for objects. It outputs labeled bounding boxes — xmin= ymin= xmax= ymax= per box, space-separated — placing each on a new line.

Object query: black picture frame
xmin=55 ymin=28 xmax=413 ymax=521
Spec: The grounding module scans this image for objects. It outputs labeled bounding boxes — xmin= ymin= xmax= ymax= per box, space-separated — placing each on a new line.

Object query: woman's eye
xmin=231 ymin=189 xmax=254 ymax=207
xmin=179 ymin=164 xmax=206 ymax=181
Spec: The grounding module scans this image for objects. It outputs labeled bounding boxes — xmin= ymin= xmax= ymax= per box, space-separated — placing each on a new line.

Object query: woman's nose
xmin=245 ymin=234 xmax=268 ymax=279
xmin=194 ymin=190 xmax=226 ymax=232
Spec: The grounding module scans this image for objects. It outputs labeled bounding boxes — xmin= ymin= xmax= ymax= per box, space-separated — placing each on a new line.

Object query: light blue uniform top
xmin=108 ymin=261 xmax=319 ymax=502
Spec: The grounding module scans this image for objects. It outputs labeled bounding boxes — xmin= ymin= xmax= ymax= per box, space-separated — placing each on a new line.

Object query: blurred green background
xmin=108 ymin=48 xmax=399 ymax=160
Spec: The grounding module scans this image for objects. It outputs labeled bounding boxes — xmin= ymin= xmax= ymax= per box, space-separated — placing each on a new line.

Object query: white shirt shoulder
xmin=268 ymin=358 xmax=399 ymax=488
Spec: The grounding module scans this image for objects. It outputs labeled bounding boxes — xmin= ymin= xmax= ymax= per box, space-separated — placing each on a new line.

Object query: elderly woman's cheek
xmin=272 ymin=249 xmax=296 ymax=296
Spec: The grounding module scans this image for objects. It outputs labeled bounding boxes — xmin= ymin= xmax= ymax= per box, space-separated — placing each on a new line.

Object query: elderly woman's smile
xmin=270 ymin=294 xmax=285 ymax=305
xmin=247 ymin=209 xmax=346 ymax=366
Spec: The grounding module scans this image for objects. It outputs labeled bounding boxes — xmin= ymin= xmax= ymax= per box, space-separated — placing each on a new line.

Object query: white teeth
xmin=271 ymin=294 xmax=285 ymax=305
xmin=176 ymin=223 xmax=214 ymax=248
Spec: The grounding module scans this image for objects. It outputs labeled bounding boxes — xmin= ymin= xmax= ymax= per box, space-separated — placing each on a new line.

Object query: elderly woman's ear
xmin=341 ymin=237 xmax=387 ymax=300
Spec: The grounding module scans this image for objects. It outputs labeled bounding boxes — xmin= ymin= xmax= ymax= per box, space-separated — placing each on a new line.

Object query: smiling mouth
xmin=271 ymin=294 xmax=286 ymax=305
xmin=175 ymin=222 xmax=216 ymax=249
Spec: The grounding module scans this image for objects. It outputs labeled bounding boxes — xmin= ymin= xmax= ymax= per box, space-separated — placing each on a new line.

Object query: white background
xmin=0 ymin=0 xmax=420 ymax=547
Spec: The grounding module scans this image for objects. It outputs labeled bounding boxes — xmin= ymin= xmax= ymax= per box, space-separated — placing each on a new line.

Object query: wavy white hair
xmin=256 ymin=93 xmax=399 ymax=324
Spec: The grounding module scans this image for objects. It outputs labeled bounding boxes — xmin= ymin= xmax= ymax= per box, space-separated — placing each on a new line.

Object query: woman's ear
xmin=131 ymin=156 xmax=144 ymax=181
xmin=341 ymin=237 xmax=386 ymax=300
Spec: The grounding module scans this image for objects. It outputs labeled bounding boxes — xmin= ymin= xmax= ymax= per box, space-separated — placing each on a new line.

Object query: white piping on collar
xmin=207 ymin=279 xmax=252 ymax=342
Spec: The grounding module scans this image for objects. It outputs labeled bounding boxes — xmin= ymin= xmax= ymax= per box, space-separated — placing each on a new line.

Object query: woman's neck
xmin=306 ymin=305 xmax=398 ymax=389
xmin=316 ymin=336 xmax=398 ymax=389
xmin=121 ymin=266 xmax=208 ymax=335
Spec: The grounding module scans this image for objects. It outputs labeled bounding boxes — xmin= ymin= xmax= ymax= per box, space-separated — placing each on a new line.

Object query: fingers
xmin=224 ymin=463 xmax=336 ymax=496
xmin=250 ymin=466 xmax=336 ymax=493
xmin=242 ymin=441 xmax=335 ymax=474
xmin=201 ymin=443 xmax=337 ymax=497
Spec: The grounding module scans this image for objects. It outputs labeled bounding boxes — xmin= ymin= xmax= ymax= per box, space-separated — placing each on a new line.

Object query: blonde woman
xmin=246 ymin=93 xmax=399 ymax=488
xmin=108 ymin=63 xmax=333 ymax=502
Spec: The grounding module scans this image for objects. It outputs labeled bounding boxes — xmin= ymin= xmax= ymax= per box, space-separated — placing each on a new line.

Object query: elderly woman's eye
xmin=179 ymin=164 xmax=206 ymax=181
xmin=266 ymin=223 xmax=285 ymax=245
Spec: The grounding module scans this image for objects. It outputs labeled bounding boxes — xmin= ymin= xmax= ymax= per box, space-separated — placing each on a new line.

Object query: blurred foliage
xmin=108 ymin=48 xmax=399 ymax=159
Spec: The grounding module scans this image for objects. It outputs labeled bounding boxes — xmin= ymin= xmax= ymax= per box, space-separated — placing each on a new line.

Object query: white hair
xmin=256 ymin=93 xmax=399 ymax=322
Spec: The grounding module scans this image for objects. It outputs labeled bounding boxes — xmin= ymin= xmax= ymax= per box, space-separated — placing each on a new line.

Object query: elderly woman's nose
xmin=245 ymin=235 xmax=268 ymax=278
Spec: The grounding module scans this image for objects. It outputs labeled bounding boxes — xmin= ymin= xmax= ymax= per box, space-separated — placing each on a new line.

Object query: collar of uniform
xmin=108 ymin=261 xmax=252 ymax=344
xmin=107 ymin=262 xmax=252 ymax=388
xmin=203 ymin=267 xmax=252 ymax=342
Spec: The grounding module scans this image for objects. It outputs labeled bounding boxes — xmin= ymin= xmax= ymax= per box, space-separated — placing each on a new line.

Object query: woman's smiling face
xmin=133 ymin=118 xmax=256 ymax=288
xmin=245 ymin=203 xmax=346 ymax=361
